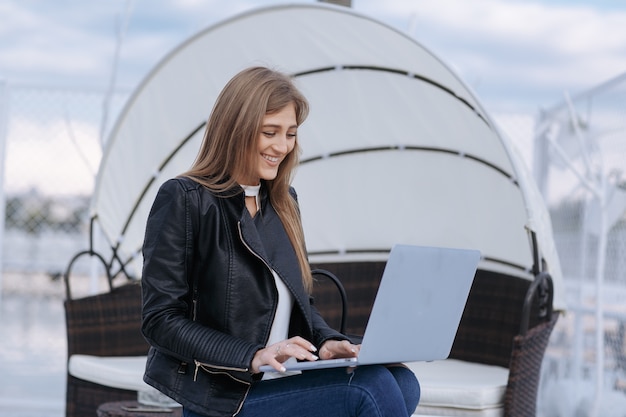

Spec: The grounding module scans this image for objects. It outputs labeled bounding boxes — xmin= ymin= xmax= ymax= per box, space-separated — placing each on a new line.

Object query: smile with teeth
xmin=262 ymin=154 xmax=280 ymax=163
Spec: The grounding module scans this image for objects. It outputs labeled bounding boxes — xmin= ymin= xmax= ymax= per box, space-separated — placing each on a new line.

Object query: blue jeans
xmin=183 ymin=365 xmax=420 ymax=417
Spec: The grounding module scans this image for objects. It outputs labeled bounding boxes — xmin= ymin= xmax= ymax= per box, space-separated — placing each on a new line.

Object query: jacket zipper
xmin=237 ymin=221 xmax=273 ymax=272
xmin=238 ymin=222 xmax=311 ymax=334
xmin=192 ymin=360 xmax=252 ymax=416
xmin=236 ymin=220 xmax=278 ymax=338
xmin=180 ymin=221 xmax=270 ymax=416
xmin=190 ymin=224 xmax=252 ymax=378
xmin=233 ymin=384 xmax=252 ymax=416
xmin=189 ymin=222 xmax=271 ymax=379
xmin=193 ymin=360 xmax=249 ymax=382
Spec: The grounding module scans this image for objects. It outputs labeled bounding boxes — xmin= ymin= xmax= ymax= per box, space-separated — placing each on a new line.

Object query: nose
xmin=272 ymin=134 xmax=290 ymax=154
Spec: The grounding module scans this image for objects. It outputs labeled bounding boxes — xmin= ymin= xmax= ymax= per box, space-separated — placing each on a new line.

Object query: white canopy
xmin=93 ymin=3 xmax=564 ymax=308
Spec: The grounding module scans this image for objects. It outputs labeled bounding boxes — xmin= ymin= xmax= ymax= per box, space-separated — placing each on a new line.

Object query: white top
xmin=262 ymin=270 xmax=300 ymax=380
xmin=241 ymin=184 xmax=260 ymax=212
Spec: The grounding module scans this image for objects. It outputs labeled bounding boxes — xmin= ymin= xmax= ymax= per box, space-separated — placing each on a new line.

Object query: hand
xmin=251 ymin=336 xmax=318 ymax=374
xmin=319 ymin=339 xmax=360 ymax=360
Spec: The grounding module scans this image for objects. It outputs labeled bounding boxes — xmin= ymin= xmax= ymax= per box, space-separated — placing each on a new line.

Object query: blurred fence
xmin=532 ymin=73 xmax=626 ymax=417
xmin=1 ymin=80 xmax=626 ymax=416
xmin=1 ymin=83 xmax=128 ymax=277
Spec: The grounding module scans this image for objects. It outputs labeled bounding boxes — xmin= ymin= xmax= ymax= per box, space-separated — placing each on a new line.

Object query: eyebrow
xmin=262 ymin=123 xmax=298 ymax=129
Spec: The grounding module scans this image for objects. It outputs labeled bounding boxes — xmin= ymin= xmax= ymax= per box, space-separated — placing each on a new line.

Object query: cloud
xmin=0 ymin=1 xmax=125 ymax=85
xmin=1 ymin=0 xmax=623 ymax=200
xmin=1 ymin=0 xmax=625 ymax=112
xmin=6 ymin=115 xmax=102 ymax=195
xmin=0 ymin=0 xmax=290 ymax=87
xmin=359 ymin=0 xmax=626 ymax=112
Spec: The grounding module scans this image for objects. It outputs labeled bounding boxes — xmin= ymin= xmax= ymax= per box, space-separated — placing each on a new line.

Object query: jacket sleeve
xmin=141 ymin=179 xmax=262 ymax=371
xmin=310 ymin=303 xmax=351 ymax=347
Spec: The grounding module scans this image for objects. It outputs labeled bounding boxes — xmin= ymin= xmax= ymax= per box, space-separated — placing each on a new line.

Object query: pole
xmin=542 ymin=71 xmax=626 ymax=119
xmin=533 ymin=111 xmax=551 ymax=198
xmin=0 ymin=81 xmax=9 ymax=308
xmin=591 ymin=175 xmax=608 ymax=417
xmin=318 ymin=0 xmax=352 ymax=7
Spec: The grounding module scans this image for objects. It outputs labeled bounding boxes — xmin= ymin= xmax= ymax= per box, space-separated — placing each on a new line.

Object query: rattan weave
xmin=504 ymin=314 xmax=559 ymax=417
xmin=64 ymin=282 xmax=149 ymax=417
xmin=310 ymin=261 xmax=558 ymax=417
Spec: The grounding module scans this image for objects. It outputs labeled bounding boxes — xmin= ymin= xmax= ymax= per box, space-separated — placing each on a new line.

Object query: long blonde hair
xmin=182 ymin=66 xmax=313 ymax=292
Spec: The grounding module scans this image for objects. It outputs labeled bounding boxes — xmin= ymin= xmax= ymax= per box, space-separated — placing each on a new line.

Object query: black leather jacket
xmin=141 ymin=177 xmax=347 ymax=417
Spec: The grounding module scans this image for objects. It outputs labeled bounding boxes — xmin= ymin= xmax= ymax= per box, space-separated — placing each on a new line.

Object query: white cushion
xmin=414 ymin=405 xmax=503 ymax=417
xmin=69 ymin=355 xmax=507 ymax=416
xmin=68 ymin=354 xmax=149 ymax=392
xmin=406 ymin=359 xmax=508 ymax=416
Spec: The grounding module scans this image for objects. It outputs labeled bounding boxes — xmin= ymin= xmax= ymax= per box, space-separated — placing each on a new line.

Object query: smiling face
xmin=238 ymin=103 xmax=297 ymax=185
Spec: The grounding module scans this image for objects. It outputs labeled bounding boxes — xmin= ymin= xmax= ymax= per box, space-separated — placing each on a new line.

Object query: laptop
xmin=260 ymin=244 xmax=481 ymax=373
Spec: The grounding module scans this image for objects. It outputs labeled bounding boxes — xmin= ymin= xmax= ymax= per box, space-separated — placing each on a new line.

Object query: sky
xmin=1 ymin=0 xmax=626 ymax=115
xmin=1 ymin=0 xmax=625 ymax=196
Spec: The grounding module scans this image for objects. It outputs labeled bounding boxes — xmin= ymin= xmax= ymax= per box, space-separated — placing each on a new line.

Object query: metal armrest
xmin=519 ymin=271 xmax=554 ymax=336
xmin=311 ymin=268 xmax=348 ymax=334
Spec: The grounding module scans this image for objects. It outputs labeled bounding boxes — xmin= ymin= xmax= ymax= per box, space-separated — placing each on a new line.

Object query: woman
xmin=141 ymin=66 xmax=420 ymax=417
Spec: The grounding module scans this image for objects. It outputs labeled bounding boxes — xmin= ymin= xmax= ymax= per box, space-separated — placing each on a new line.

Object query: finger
xmin=337 ymin=340 xmax=358 ymax=353
xmin=286 ymin=336 xmax=317 ymax=352
xmin=274 ymin=342 xmax=290 ymax=358
xmin=265 ymin=345 xmax=290 ymax=372
xmin=321 ymin=340 xmax=358 ymax=359
xmin=282 ymin=337 xmax=318 ymax=360
xmin=282 ymin=341 xmax=319 ymax=361
xmin=274 ymin=340 xmax=318 ymax=362
xmin=341 ymin=340 xmax=359 ymax=356
xmin=251 ymin=347 xmax=286 ymax=374
xmin=321 ymin=343 xmax=335 ymax=359
xmin=267 ymin=357 xmax=287 ymax=373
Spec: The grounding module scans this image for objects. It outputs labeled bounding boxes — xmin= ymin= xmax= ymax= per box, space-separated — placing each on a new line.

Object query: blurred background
xmin=1 ymin=1 xmax=625 ymax=416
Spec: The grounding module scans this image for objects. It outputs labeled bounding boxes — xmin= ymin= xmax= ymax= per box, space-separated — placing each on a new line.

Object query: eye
xmin=287 ymin=132 xmax=297 ymax=139
xmin=263 ymin=131 xmax=276 ymax=138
